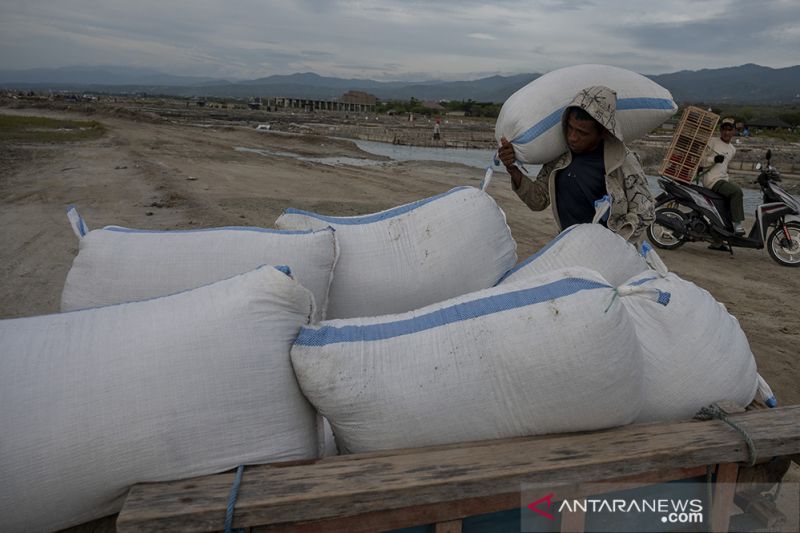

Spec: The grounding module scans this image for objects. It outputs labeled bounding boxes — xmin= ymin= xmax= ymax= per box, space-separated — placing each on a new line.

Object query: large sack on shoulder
xmin=275 ymin=187 xmax=517 ymax=319
xmin=0 ymin=266 xmax=317 ymax=532
xmin=291 ymin=267 xmax=646 ymax=454
xmin=498 ymin=224 xmax=650 ymax=288
xmin=621 ymin=271 xmax=758 ymax=422
xmin=496 ymin=64 xmax=677 ymax=164
xmin=61 ymin=208 xmax=337 ymax=322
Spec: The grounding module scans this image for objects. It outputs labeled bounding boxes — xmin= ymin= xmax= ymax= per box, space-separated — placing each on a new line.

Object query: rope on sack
xmin=480 ymin=166 xmax=494 ymax=191
xmin=694 ymin=404 xmax=757 ymax=531
xmin=224 ymin=464 xmax=245 ymax=533
xmin=694 ymin=404 xmax=757 ymax=467
xmin=603 ymin=288 xmax=620 ymax=313
xmin=605 ymin=284 xmax=671 ymax=313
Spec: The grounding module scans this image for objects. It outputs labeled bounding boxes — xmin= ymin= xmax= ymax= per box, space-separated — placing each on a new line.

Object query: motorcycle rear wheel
xmin=767 ymin=221 xmax=800 ymax=267
xmin=647 ymin=207 xmax=687 ymax=250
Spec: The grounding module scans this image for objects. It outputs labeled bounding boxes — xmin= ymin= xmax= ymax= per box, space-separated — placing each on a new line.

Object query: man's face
xmin=720 ymin=125 xmax=734 ymax=143
xmin=566 ymin=116 xmax=604 ymax=154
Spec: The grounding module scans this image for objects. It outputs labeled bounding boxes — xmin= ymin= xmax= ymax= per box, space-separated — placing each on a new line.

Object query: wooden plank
xmin=710 ymin=463 xmax=739 ymax=532
xmin=117 ymin=405 xmax=800 ymax=533
xmin=252 ymin=492 xmax=517 ymax=533
xmin=253 ymin=466 xmax=708 ymax=533
xmin=560 ymin=507 xmax=586 ymax=533
xmin=434 ymin=519 xmax=462 ymax=533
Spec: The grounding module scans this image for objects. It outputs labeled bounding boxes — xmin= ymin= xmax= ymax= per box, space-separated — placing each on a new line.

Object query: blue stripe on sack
xmin=511 ymin=97 xmax=675 ymax=146
xmin=511 ymin=108 xmax=564 ymax=145
xmin=295 ymin=277 xmax=610 ymax=346
xmin=282 ymin=187 xmax=470 ymax=225
xmin=616 ymin=97 xmax=676 ymax=111
xmin=494 ymin=226 xmax=578 ymax=285
xmin=102 ymin=226 xmax=315 ymax=235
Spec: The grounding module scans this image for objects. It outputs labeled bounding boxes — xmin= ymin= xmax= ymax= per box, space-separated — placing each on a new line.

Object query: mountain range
xmin=1 ymin=64 xmax=799 ymax=104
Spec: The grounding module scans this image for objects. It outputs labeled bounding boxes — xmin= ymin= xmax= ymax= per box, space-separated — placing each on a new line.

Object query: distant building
xmin=265 ymin=90 xmax=377 ymax=113
xmin=339 ymin=90 xmax=377 ymax=105
xmin=422 ymin=101 xmax=445 ymax=112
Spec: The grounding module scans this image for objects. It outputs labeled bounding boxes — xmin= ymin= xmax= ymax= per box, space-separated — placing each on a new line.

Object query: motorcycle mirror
xmin=766 ymin=149 xmax=772 ymax=161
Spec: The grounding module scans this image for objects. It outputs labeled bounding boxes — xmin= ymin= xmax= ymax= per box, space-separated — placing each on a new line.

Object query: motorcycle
xmin=647 ymin=150 xmax=800 ymax=267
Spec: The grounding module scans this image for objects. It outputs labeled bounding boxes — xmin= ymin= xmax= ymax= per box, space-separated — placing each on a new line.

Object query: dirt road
xmin=2 ymin=106 xmax=798 ymax=410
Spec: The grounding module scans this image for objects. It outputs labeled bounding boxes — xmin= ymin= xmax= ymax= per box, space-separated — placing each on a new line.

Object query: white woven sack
xmin=291 ymin=267 xmax=648 ymax=454
xmin=620 ymin=271 xmax=758 ymax=422
xmin=495 ymin=64 xmax=677 ymax=164
xmin=61 ymin=208 xmax=337 ymax=322
xmin=275 ymin=187 xmax=517 ymax=319
xmin=0 ymin=266 xmax=317 ymax=532
xmin=498 ymin=224 xmax=650 ymax=288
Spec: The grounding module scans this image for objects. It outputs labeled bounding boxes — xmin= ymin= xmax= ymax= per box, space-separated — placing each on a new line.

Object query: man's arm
xmin=620 ymin=151 xmax=655 ymax=243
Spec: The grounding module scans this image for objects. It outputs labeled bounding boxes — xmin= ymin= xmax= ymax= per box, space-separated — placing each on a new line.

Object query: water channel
xmin=237 ymin=139 xmax=765 ymax=212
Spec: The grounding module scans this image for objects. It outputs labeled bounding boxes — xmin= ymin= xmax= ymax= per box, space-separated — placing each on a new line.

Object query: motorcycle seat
xmin=685 ymin=182 xmax=725 ymax=202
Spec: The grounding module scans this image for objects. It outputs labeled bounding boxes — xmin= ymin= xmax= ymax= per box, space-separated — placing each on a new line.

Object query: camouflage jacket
xmin=512 ymin=86 xmax=655 ymax=244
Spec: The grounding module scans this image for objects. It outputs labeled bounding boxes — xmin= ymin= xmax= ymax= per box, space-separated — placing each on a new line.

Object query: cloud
xmin=0 ymin=0 xmax=798 ymax=80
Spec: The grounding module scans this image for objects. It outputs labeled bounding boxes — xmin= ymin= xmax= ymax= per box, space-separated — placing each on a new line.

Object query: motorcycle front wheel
xmin=647 ymin=207 xmax=687 ymax=250
xmin=767 ymin=221 xmax=800 ymax=267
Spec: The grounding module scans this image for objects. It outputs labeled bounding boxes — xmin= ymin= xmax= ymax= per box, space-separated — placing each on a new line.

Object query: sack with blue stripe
xmin=495 ymin=64 xmax=677 ymax=164
xmin=290 ymin=267 xmax=655 ymax=453
xmin=61 ymin=208 xmax=338 ymax=322
xmin=620 ymin=271 xmax=760 ymax=422
xmin=0 ymin=267 xmax=318 ymax=532
xmin=498 ymin=224 xmax=651 ymax=288
xmin=275 ymin=187 xmax=517 ymax=319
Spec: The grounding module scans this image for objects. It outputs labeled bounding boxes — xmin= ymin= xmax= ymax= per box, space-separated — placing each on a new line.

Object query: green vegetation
xmin=0 ymin=114 xmax=106 ymax=142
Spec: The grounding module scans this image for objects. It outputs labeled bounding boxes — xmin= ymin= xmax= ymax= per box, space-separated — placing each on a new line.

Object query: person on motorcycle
xmin=698 ymin=117 xmax=745 ymax=245
xmin=498 ymin=85 xmax=655 ymax=245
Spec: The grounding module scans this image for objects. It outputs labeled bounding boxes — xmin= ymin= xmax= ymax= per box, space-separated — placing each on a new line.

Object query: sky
xmin=1 ymin=0 xmax=799 ymax=81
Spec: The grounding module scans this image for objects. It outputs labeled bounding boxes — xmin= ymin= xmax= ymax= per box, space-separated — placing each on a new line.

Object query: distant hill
xmin=647 ymin=64 xmax=800 ymax=104
xmin=2 ymin=64 xmax=799 ymax=104
xmin=0 ymin=66 xmax=227 ymax=87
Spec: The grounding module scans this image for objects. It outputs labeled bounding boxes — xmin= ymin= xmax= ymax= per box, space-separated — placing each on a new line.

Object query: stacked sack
xmin=0 ymin=266 xmax=318 ymax=532
xmin=291 ymin=266 xmax=646 ymax=453
xmin=495 ymin=225 xmax=760 ymax=423
xmin=0 ymin=186 xmax=520 ymax=531
xmin=291 ymin=224 xmax=764 ymax=455
xmin=61 ymin=208 xmax=339 ymax=321
xmin=276 ymin=186 xmax=518 ymax=318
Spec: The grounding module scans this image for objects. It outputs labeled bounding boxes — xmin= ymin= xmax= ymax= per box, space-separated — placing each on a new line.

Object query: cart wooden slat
xmin=117 ymin=405 xmax=800 ymax=533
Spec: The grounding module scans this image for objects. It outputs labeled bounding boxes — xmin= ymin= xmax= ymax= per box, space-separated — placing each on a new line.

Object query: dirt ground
xmin=2 ymin=106 xmax=799 ymax=528
xmin=2 ymin=105 xmax=798 ymax=405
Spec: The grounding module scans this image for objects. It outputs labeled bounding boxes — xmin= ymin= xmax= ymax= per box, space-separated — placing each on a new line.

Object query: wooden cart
xmin=117 ymin=405 xmax=800 ymax=533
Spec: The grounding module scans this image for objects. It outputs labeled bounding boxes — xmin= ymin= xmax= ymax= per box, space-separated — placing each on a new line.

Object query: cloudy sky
xmin=1 ymin=0 xmax=799 ymax=81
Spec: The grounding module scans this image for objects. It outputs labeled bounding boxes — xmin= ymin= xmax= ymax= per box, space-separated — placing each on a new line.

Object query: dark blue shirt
xmin=554 ymin=143 xmax=607 ymax=227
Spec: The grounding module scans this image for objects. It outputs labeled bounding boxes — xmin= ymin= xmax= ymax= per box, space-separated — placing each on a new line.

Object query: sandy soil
xmin=2 ymin=106 xmax=798 ymax=406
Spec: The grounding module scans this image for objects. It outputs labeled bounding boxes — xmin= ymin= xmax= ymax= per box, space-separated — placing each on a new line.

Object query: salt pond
xmin=236 ymin=139 xmax=764 ymax=212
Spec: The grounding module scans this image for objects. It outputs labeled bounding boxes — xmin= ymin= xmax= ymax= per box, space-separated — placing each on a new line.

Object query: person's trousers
xmin=712 ymin=180 xmax=745 ymax=223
